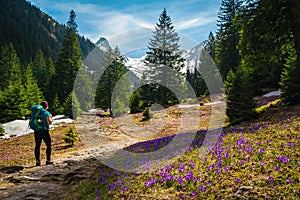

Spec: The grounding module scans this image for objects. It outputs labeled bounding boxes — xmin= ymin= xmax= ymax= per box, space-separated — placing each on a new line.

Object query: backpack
xmin=29 ymin=104 xmax=46 ymax=131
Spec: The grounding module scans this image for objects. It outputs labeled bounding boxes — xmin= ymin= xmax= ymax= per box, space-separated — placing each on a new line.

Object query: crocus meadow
xmin=76 ymin=113 xmax=300 ymax=199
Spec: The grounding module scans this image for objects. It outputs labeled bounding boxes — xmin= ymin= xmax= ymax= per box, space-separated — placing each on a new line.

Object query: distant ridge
xmin=0 ymin=0 xmax=95 ymax=62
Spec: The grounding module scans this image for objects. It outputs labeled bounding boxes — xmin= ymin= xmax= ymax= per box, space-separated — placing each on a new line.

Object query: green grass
xmin=65 ymin=105 xmax=300 ymax=200
xmin=255 ymin=99 xmax=280 ymax=114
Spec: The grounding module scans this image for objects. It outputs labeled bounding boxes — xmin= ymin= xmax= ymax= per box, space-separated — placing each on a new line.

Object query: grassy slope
xmin=0 ymin=103 xmax=299 ymax=199
xmin=66 ymin=103 xmax=300 ymax=200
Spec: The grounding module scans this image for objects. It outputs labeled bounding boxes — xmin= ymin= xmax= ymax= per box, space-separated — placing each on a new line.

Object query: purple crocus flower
xmin=287 ymin=179 xmax=291 ymax=184
xmin=179 ymin=163 xmax=185 ymax=172
xmin=268 ymin=176 xmax=274 ymax=182
xmin=199 ymin=185 xmax=207 ymax=192
xmin=224 ymin=166 xmax=230 ymax=172
xmin=178 ymin=179 xmax=185 ymax=184
xmin=258 ymin=148 xmax=264 ymax=154
xmin=190 ymin=160 xmax=195 ymax=169
xmin=260 ymin=162 xmax=265 ymax=166
xmin=236 ymin=178 xmax=242 ymax=183
xmin=283 ymin=157 xmax=289 ymax=164
xmin=274 ymin=166 xmax=280 ymax=171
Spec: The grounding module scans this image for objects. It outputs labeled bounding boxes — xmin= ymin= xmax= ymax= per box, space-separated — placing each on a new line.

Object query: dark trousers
xmin=34 ymin=130 xmax=52 ymax=162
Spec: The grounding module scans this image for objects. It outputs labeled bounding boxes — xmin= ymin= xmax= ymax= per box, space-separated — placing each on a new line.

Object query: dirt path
xmin=0 ymin=115 xmax=142 ymax=200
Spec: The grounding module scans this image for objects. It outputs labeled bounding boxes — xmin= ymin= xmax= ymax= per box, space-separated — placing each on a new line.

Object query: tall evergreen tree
xmin=225 ymin=68 xmax=257 ymax=125
xmin=205 ymin=32 xmax=216 ymax=60
xmin=215 ymin=0 xmax=242 ymax=80
xmin=45 ymin=57 xmax=56 ymax=99
xmin=95 ymin=47 xmax=129 ymax=116
xmin=23 ymin=63 xmax=43 ymax=116
xmin=236 ymin=0 xmax=293 ymax=92
xmin=144 ymin=8 xmax=185 ymax=107
xmin=73 ymin=65 xmax=93 ymax=111
xmin=279 ymin=0 xmax=300 ymax=105
xmin=63 ymin=92 xmax=82 ymax=119
xmin=280 ymin=41 xmax=300 ymax=105
xmin=0 ymin=43 xmax=22 ymax=90
xmin=32 ymin=49 xmax=48 ymax=93
xmin=0 ymin=80 xmax=27 ymax=121
xmin=52 ymin=10 xmax=82 ymax=103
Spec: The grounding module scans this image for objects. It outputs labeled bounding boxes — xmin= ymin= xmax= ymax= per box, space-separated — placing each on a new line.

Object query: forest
xmin=0 ymin=0 xmax=299 ymax=199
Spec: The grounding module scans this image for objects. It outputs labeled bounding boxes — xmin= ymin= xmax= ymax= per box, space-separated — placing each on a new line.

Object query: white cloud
xmin=28 ymin=0 xmax=220 ymax=44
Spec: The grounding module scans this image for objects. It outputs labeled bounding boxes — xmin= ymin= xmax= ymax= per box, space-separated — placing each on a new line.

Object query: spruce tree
xmin=49 ymin=95 xmax=63 ymax=116
xmin=215 ymin=0 xmax=242 ymax=80
xmin=0 ymin=80 xmax=27 ymax=121
xmin=95 ymin=47 xmax=129 ymax=116
xmin=144 ymin=8 xmax=185 ymax=107
xmin=225 ymin=69 xmax=257 ymax=125
xmin=63 ymin=92 xmax=82 ymax=119
xmin=23 ymin=63 xmax=43 ymax=117
xmin=73 ymin=65 xmax=93 ymax=111
xmin=52 ymin=10 xmax=82 ymax=103
xmin=32 ymin=49 xmax=48 ymax=93
xmin=0 ymin=43 xmax=22 ymax=90
xmin=45 ymin=57 xmax=56 ymax=100
xmin=280 ymin=42 xmax=300 ymax=105
xmin=129 ymin=90 xmax=142 ymax=114
xmin=280 ymin=0 xmax=300 ymax=105
xmin=205 ymin=32 xmax=216 ymax=60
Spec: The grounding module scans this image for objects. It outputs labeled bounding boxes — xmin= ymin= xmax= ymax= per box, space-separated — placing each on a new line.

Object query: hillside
xmin=0 ymin=0 xmax=95 ymax=62
xmin=0 ymin=99 xmax=299 ymax=199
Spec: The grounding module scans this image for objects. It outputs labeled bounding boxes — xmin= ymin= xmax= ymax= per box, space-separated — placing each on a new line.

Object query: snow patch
xmin=263 ymin=91 xmax=281 ymax=97
xmin=1 ymin=116 xmax=73 ymax=139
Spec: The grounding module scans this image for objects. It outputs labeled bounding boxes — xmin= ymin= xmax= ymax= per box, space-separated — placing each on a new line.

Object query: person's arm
xmin=47 ymin=115 xmax=53 ymax=125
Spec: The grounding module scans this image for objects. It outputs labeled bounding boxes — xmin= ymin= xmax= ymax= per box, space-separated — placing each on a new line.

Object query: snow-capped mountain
xmin=125 ymin=56 xmax=147 ymax=78
xmin=124 ymin=42 xmax=207 ymax=79
xmin=95 ymin=37 xmax=110 ymax=51
xmin=84 ymin=37 xmax=208 ymax=80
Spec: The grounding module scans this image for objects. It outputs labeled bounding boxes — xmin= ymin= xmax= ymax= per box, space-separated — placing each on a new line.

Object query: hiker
xmin=32 ymin=101 xmax=54 ymax=166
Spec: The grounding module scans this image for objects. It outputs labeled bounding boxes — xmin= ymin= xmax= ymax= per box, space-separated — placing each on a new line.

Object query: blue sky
xmin=28 ymin=0 xmax=221 ymax=56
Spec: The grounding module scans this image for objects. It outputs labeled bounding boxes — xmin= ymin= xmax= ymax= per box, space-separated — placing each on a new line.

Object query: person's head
xmin=40 ymin=101 xmax=49 ymax=110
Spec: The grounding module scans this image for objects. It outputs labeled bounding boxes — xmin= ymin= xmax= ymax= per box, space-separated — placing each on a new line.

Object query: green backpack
xmin=29 ymin=104 xmax=46 ymax=131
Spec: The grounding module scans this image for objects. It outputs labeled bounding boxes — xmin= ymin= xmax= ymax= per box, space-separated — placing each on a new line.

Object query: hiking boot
xmin=36 ymin=161 xmax=41 ymax=166
xmin=46 ymin=160 xmax=54 ymax=165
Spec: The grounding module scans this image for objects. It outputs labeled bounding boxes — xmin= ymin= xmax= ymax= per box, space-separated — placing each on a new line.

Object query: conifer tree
xmin=63 ymin=92 xmax=82 ymax=119
xmin=32 ymin=49 xmax=48 ymax=93
xmin=215 ymin=0 xmax=242 ymax=80
xmin=0 ymin=43 xmax=22 ymax=90
xmin=205 ymin=32 xmax=216 ymax=60
xmin=280 ymin=42 xmax=300 ymax=105
xmin=23 ymin=63 xmax=43 ymax=116
xmin=145 ymin=8 xmax=185 ymax=107
xmin=0 ymin=80 xmax=27 ymax=121
xmin=95 ymin=47 xmax=129 ymax=116
xmin=49 ymin=95 xmax=63 ymax=116
xmin=45 ymin=57 xmax=56 ymax=99
xmin=52 ymin=10 xmax=82 ymax=103
xmin=225 ymin=69 xmax=257 ymax=125
xmin=280 ymin=0 xmax=300 ymax=105
xmin=73 ymin=65 xmax=93 ymax=111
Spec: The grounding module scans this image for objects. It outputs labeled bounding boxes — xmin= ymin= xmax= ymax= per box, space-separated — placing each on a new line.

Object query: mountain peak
xmin=96 ymin=37 xmax=110 ymax=50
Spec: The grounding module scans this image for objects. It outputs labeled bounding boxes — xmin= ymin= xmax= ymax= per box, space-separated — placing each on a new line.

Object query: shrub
xmin=129 ymin=91 xmax=143 ymax=114
xmin=142 ymin=107 xmax=153 ymax=120
xmin=64 ymin=127 xmax=79 ymax=146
